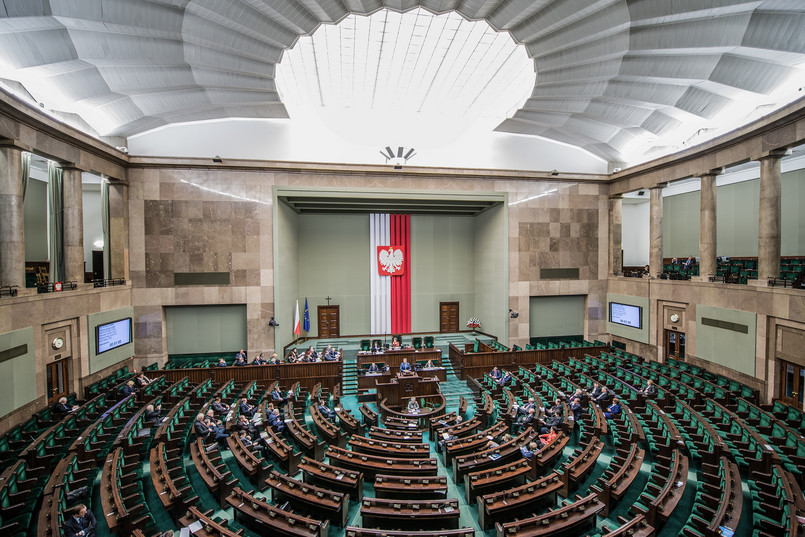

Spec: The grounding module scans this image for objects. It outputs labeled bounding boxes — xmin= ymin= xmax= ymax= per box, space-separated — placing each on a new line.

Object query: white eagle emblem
xmin=379 ymin=247 xmax=404 ymax=274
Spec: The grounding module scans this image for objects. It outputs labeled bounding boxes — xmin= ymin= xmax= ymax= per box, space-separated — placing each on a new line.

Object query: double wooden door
xmin=664 ymin=329 xmax=686 ymax=361
xmin=318 ymin=306 xmax=340 ymax=338
xmin=439 ymin=302 xmax=459 ymax=333
xmin=779 ymin=360 xmax=805 ymax=409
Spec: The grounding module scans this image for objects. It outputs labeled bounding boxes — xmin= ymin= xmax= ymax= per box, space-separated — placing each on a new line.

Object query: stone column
xmin=609 ymin=194 xmax=623 ymax=275
xmin=0 ymin=144 xmax=25 ymax=289
xmin=108 ymin=181 xmax=129 ymax=280
xmin=61 ymin=165 xmax=85 ymax=284
xmin=698 ymin=170 xmax=720 ymax=281
xmin=757 ymin=151 xmax=786 ymax=280
xmin=649 ymin=184 xmax=666 ymax=277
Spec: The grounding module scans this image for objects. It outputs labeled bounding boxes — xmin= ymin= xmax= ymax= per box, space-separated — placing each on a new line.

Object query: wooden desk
xmin=495 ymin=492 xmax=604 ymax=537
xmin=374 ymin=474 xmax=448 ymax=499
xmin=299 ymin=456 xmax=363 ymax=501
xmin=225 ymin=487 xmax=328 ymax=537
xmin=326 ymin=445 xmax=438 ymax=479
xmin=266 ymin=470 xmax=349 ymax=527
xmin=478 ymin=471 xmax=562 ymax=530
xmin=360 ymin=497 xmax=460 ymax=530
xmin=357 ymin=348 xmax=442 ymax=369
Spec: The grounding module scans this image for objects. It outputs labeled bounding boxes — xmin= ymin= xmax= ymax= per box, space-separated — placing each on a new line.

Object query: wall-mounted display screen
xmin=609 ymin=302 xmax=642 ymax=329
xmin=96 ymin=318 xmax=132 ymax=354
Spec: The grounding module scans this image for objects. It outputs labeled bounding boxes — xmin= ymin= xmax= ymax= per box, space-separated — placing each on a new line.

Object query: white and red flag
xmin=370 ymin=214 xmax=411 ymax=334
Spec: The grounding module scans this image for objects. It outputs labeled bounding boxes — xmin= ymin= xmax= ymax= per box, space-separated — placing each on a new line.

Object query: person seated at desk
xmin=267 ymin=408 xmax=285 ymax=432
xmin=234 ymin=415 xmax=257 ymax=435
xmin=520 ymin=441 xmax=540 ymax=461
xmin=539 ymin=425 xmax=561 ymax=446
xmin=62 ymin=504 xmax=97 ymax=537
xmin=540 ymin=409 xmax=564 ymax=434
xmin=318 ymin=399 xmax=336 ymax=421
xmin=235 ymin=349 xmax=246 ymax=362
xmin=497 ymin=370 xmax=512 ymax=386
xmin=268 ymin=353 xmax=279 ymax=364
xmin=516 ymin=397 xmax=536 ymax=416
xmin=53 ymin=396 xmax=78 ymax=414
xmin=233 ymin=354 xmax=247 ymax=366
xmin=671 ymin=257 xmax=680 ymax=265
xmin=594 ymin=387 xmax=611 ymax=408
xmin=252 ymin=353 xmax=267 ymax=365
xmin=489 ymin=367 xmax=502 ymax=381
xmin=423 ymin=359 xmax=435 ymax=369
xmin=391 ymin=337 xmax=401 ymax=349
xmin=407 ymin=397 xmax=420 ymax=414
xmin=371 ymin=341 xmax=382 ymax=353
xmin=308 ymin=346 xmax=319 ymax=359
xmin=211 ymin=396 xmax=230 ymax=414
xmin=216 ymin=357 xmax=228 ymax=367
xmin=134 ymin=371 xmax=152 ymax=387
xmin=121 ymin=380 xmax=137 ymax=397
xmin=324 ymin=345 xmax=339 ymax=361
xmin=513 ymin=407 xmax=536 ymax=433
xmin=144 ymin=403 xmax=162 ymax=425
xmin=585 ymin=382 xmax=603 ymax=399
xmin=604 ymin=397 xmax=622 ymax=419
xmin=239 ymin=398 xmax=255 ymax=418
xmin=367 ymin=362 xmax=381 ymax=374
xmin=399 ymin=358 xmax=413 ymax=374
xmin=271 ymin=387 xmax=289 ymax=405
xmin=569 ymin=396 xmax=583 ymax=424
xmin=286 ymin=348 xmax=299 ymax=362
xmin=683 ymin=255 xmax=695 ymax=270
xmin=640 ymin=379 xmax=657 ymax=397
xmin=204 ymin=416 xmax=229 ymax=442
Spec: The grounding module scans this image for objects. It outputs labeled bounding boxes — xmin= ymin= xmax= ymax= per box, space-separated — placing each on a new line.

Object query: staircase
xmin=341 ymin=353 xmax=359 ymax=397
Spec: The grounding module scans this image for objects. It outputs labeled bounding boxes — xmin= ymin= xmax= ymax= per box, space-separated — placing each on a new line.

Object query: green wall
xmin=274 ymin=199 xmax=299 ymax=352
xmin=662 ymin=190 xmax=700 ymax=258
xmin=695 ymin=305 xmax=756 ymax=377
xmin=529 ymin=295 xmax=586 ymax=337
xmin=87 ymin=306 xmax=135 ymax=374
xmin=165 ymin=305 xmax=246 ymax=355
xmin=411 ymin=215 xmax=475 ymax=332
xmin=606 ymin=293 xmax=649 ymax=344
xmin=0 ymin=327 xmax=36 ymax=418
xmin=661 ymin=168 xmax=805 ymax=258
xmin=24 ymin=178 xmax=48 ymax=261
xmin=474 ymin=204 xmax=508 ymax=340
xmin=298 ymin=214 xmax=370 ymax=337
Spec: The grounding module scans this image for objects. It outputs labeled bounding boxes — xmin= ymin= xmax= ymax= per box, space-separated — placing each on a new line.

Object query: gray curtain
xmin=101 ymin=177 xmax=111 ymax=280
xmin=47 ymin=161 xmax=64 ymax=283
xmin=21 ymin=151 xmax=30 ymax=200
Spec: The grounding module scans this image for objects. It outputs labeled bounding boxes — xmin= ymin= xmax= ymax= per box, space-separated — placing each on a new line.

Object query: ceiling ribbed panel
xmin=0 ymin=0 xmax=803 ymax=162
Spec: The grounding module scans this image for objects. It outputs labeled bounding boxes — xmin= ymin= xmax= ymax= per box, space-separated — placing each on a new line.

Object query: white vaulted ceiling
xmin=1 ymin=0 xmax=804 ymax=164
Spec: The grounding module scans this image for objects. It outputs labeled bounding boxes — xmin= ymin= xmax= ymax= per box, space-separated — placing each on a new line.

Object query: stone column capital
xmin=608 ymin=193 xmax=623 ymax=200
xmin=58 ymin=162 xmax=85 ymax=172
xmin=0 ymin=138 xmax=28 ymax=152
xmin=697 ymin=167 xmax=724 ymax=178
xmin=650 ymin=182 xmax=668 ymax=190
xmin=754 ymin=148 xmax=790 ymax=162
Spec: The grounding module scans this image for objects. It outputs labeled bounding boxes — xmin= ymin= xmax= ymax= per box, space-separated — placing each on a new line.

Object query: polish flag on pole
xmin=293 ymin=299 xmax=301 ymax=336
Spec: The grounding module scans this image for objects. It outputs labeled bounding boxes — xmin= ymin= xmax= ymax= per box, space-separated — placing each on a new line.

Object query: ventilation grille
xmin=701 ymin=317 xmax=748 ymax=334
xmin=540 ymin=268 xmax=580 ymax=279
xmin=0 ymin=344 xmax=28 ymax=364
xmin=174 ymin=272 xmax=231 ymax=286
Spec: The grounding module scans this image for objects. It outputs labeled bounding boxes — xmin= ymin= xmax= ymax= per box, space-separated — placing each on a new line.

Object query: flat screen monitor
xmin=96 ymin=317 xmax=132 ymax=354
xmin=609 ymin=302 xmax=642 ymax=329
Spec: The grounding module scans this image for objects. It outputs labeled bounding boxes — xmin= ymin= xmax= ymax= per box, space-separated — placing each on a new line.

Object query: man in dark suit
xmin=238 ymin=398 xmax=255 ymax=418
xmin=516 ymin=397 xmax=536 ymax=416
xmin=585 ymin=382 xmax=603 ymax=399
xmin=367 ymin=362 xmax=380 ymax=374
xmin=194 ymin=414 xmax=211 ymax=441
xmin=211 ymin=397 xmax=230 ymax=414
xmin=640 ymin=380 xmax=657 ymax=397
xmin=498 ymin=370 xmax=512 ymax=386
xmin=216 ymin=358 xmax=228 ymax=367
xmin=399 ymin=358 xmax=412 ymax=373
xmin=271 ymin=387 xmax=288 ymax=405
xmin=594 ymin=387 xmax=611 ymax=408
xmin=144 ymin=404 xmax=162 ymax=424
xmin=267 ymin=408 xmax=285 ymax=432
xmin=317 ymin=400 xmax=336 ymax=421
xmin=121 ymin=381 xmax=137 ymax=397
xmin=62 ymin=504 xmax=97 ymax=537
xmin=53 ymin=396 xmax=76 ymax=414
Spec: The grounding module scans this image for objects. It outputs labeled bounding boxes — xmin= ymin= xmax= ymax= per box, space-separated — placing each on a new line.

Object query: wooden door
xmin=664 ymin=330 xmax=686 ymax=361
xmin=46 ymin=359 xmax=71 ymax=404
xmin=318 ymin=305 xmax=340 ymax=338
xmin=779 ymin=360 xmax=805 ymax=409
xmin=439 ymin=302 xmax=459 ymax=333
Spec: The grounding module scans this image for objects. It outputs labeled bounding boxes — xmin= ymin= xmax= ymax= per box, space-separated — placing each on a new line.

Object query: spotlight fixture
xmin=115 ymin=146 xmax=129 ymax=154
xmin=550 ymin=169 xmax=559 ymax=176
xmin=379 ymin=146 xmax=416 ymax=169
xmin=509 ymin=309 xmax=519 ymax=319
xmin=212 ymin=155 xmax=223 ymax=163
xmin=637 ymin=190 xmax=645 ymax=196
xmin=268 ymin=317 xmax=279 ymax=327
